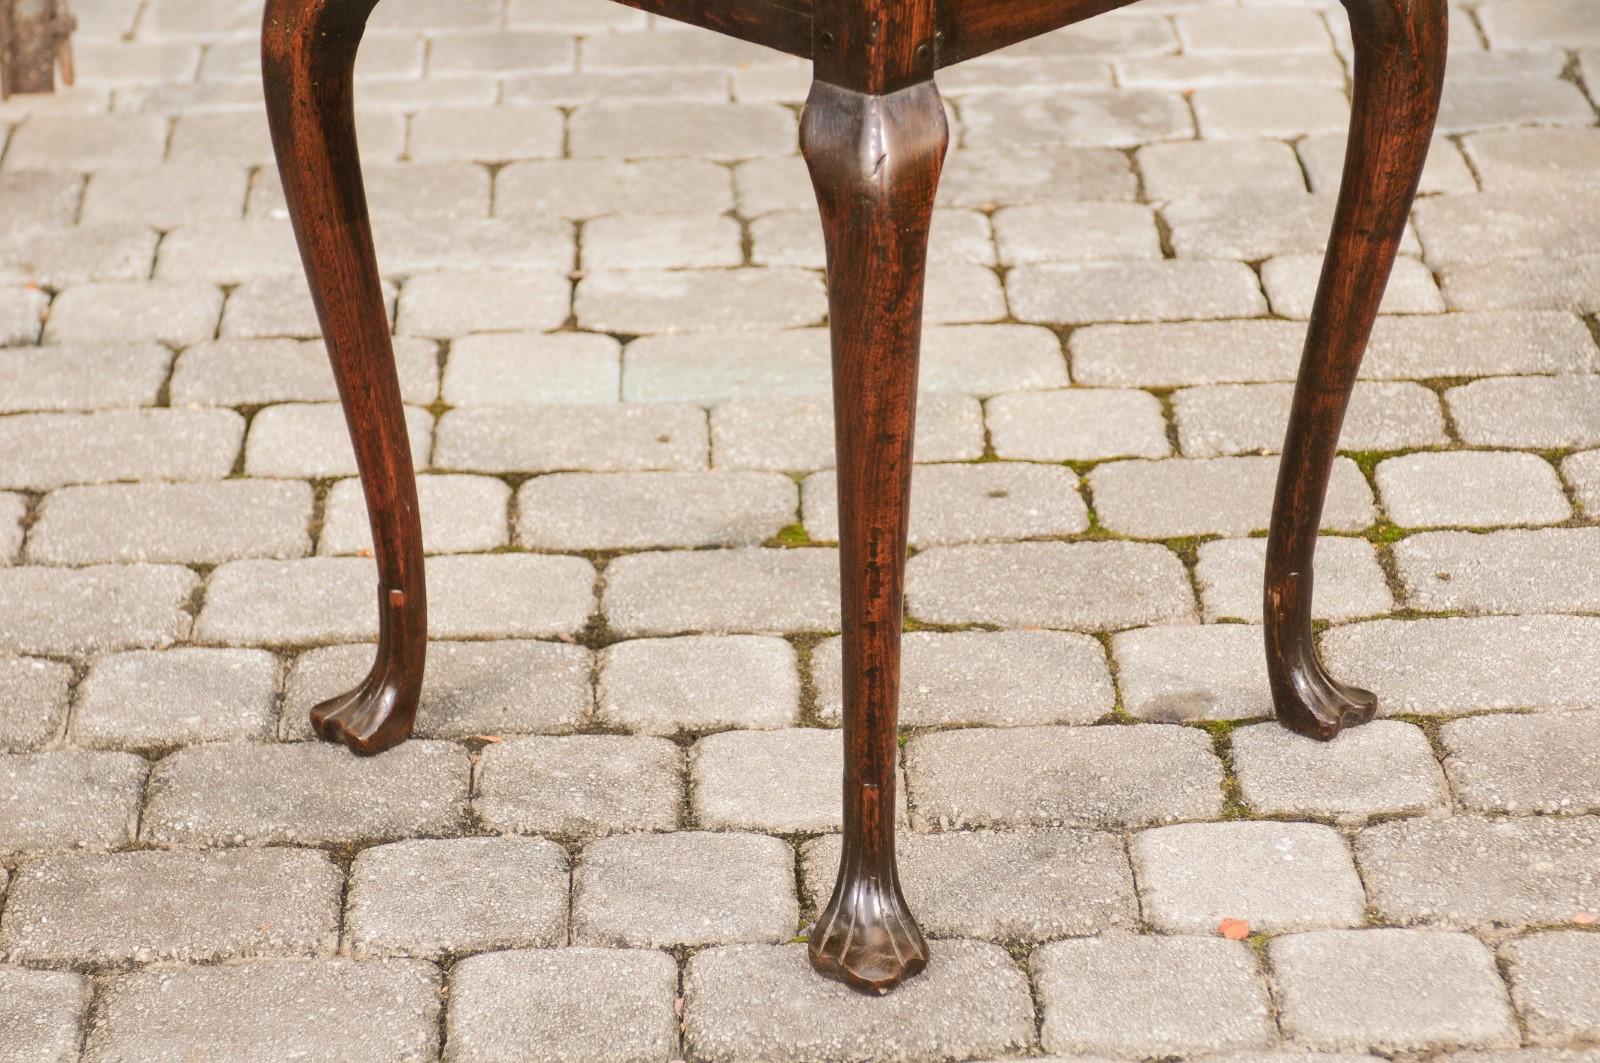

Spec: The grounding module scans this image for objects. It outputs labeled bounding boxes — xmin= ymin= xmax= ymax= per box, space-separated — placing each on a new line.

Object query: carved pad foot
xmin=809 ymin=874 xmax=929 ymax=993
xmin=1273 ymin=654 xmax=1377 ymax=741
xmin=310 ymin=669 xmax=416 ymax=756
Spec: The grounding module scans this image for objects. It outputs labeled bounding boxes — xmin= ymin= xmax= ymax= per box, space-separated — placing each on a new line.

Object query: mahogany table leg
xmin=264 ymin=0 xmax=426 ymax=756
xmin=1265 ymin=0 xmax=1446 ymax=741
xmin=801 ymin=76 xmax=946 ymax=993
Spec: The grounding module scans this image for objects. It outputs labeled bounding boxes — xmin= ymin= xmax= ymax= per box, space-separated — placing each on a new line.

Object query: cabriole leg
xmin=1266 ymin=0 xmax=1447 ymax=740
xmin=263 ymin=0 xmax=426 ymax=756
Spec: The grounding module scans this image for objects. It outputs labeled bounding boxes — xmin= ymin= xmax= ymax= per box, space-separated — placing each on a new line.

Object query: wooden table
xmin=262 ymin=0 xmax=1447 ymax=993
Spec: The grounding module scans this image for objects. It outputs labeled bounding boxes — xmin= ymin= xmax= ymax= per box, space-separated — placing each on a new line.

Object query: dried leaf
xmin=1219 ymin=917 xmax=1250 ymax=940
xmin=473 ymin=734 xmax=503 ymax=743
xmin=1573 ymin=911 xmax=1598 ymax=925
xmin=673 ymin=996 xmax=686 ymax=1018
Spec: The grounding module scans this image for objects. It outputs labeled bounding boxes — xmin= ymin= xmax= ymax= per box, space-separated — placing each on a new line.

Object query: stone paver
xmin=0 ymin=563 xmax=197 ymax=655
xmin=475 ymin=734 xmax=682 ymax=836
xmin=603 ymin=547 xmax=839 ymax=636
xmin=711 ymin=392 xmax=984 ymax=471
xmin=446 ymin=948 xmax=680 ymax=1063
xmin=1033 ymin=933 xmax=1275 ymax=1057
xmin=986 ymin=388 xmax=1170 ymax=461
xmin=1377 ymin=451 xmax=1570 ymax=529
xmin=0 ymin=750 xmax=147 ymax=853
xmin=73 ymin=648 xmax=279 ymax=750
xmin=141 ymin=740 xmax=470 ymax=846
xmin=0 ymin=847 xmax=341 ymax=966
xmin=170 ymin=336 xmax=441 ymax=406
xmin=0 ymin=966 xmax=88 ymax=1063
xmin=691 ymin=727 xmax=904 ymax=834
xmin=908 ymin=724 xmax=1223 ymax=830
xmin=435 ymin=402 xmax=708 ymax=474
xmin=244 ymin=402 xmax=433 ymax=480
xmin=82 ymin=960 xmax=441 ymax=1063
xmin=0 ymin=343 xmax=170 ymax=414
xmin=346 ymin=837 xmax=569 ymax=960
xmin=813 ymin=629 xmax=1114 ymax=727
xmin=1395 ymin=529 xmax=1600 ymax=615
xmin=1231 ymin=720 xmax=1448 ymax=821
xmin=0 ymin=408 xmax=243 ymax=491
xmin=1271 ymin=930 xmax=1520 ymax=1053
xmin=597 ymin=635 xmax=798 ymax=734
xmin=802 ymin=828 xmax=1138 ymax=942
xmin=1008 ymin=259 xmax=1268 ymax=324
xmin=1091 ymin=456 xmax=1375 ymax=538
xmin=684 ymin=942 xmax=1036 ymax=1063
xmin=1503 ymin=931 xmax=1600 ymax=1045
xmin=0 ymin=491 xmax=22 ymax=565
xmin=1358 ymin=816 xmax=1600 ymax=929
xmin=321 ymin=474 xmax=510 ymax=556
xmin=0 ymin=657 xmax=71 ymax=752
xmin=1132 ymin=821 xmax=1366 ymax=934
xmin=443 ymin=332 xmax=620 ymax=405
xmin=1197 ymin=535 xmax=1396 ymax=623
xmin=1172 ymin=381 xmax=1447 ymax=458
xmin=1113 ymin=624 xmax=1271 ymax=723
xmin=519 ymin=470 xmax=795 ymax=550
xmin=1441 ymin=712 xmax=1600 ymax=815
xmin=573 ymin=831 xmax=797 ymax=948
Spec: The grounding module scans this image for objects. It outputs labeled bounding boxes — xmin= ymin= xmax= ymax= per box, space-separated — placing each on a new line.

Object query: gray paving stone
xmin=375 ymin=215 xmax=573 ymax=275
xmin=1195 ymin=537 xmax=1395 ymax=623
xmin=1262 ymin=254 xmax=1445 ymax=319
xmin=1232 ymin=720 xmax=1447 ymax=821
xmin=1565 ymin=450 xmax=1600 ymax=513
xmin=1450 ymin=376 xmax=1600 ymax=450
xmin=1299 ymin=132 xmax=1477 ymax=197
xmin=803 ymin=462 xmax=1088 ymax=547
xmin=987 ymin=387 xmax=1170 ymax=461
xmin=82 ymin=959 xmax=441 ymax=1063
xmin=445 ymin=947 xmax=680 ymax=1063
xmin=0 ymin=564 xmax=197 ymax=655
xmin=1369 ymin=312 xmax=1599 ymax=379
xmin=813 ymin=629 xmax=1115 ymax=727
xmin=1133 ymin=821 xmax=1366 ymax=934
xmin=171 ymin=336 xmax=440 ymax=406
xmin=153 ymin=220 xmax=302 ymax=283
xmin=435 ymin=403 xmax=707 ymax=474
xmin=1325 ymin=616 xmax=1600 ymax=716
xmin=395 ymin=270 xmax=570 ymax=338
xmin=1114 ymin=623 xmax=1272 ymax=723
xmin=409 ymin=104 xmax=564 ymax=162
xmin=0 ymin=286 xmax=45 ymax=346
xmin=1361 ymin=814 xmax=1600 ymax=928
xmin=1033 ymin=933 xmax=1274 ymax=1057
xmin=1092 ymin=456 xmax=1375 ymax=539
xmin=908 ymin=723 xmax=1223 ymax=830
xmin=1441 ymin=254 xmax=1600 ymax=315
xmin=945 ymin=144 xmax=1131 ymax=210
xmin=1121 ymin=49 xmax=1344 ymax=90
xmin=0 ymin=342 xmax=169 ymax=414
xmin=1395 ymin=529 xmax=1600 ymax=615
xmin=1465 ymin=128 xmax=1600 ymax=191
xmin=43 ymin=280 xmax=222 ymax=346
xmin=1377 ymin=451 xmax=1569 ymax=529
xmin=1008 ymin=260 xmax=1268 ymax=324
xmin=0 ymin=750 xmax=146 ymax=853
xmin=1442 ymin=1051 xmax=1600 ymax=1063
xmin=518 ymin=470 xmax=795 ymax=550
xmin=250 ymin=160 xmax=489 ymax=220
xmin=684 ymin=941 xmax=1036 ymax=1063
xmin=1165 ymin=192 xmax=1417 ymax=261
xmin=0 ymin=222 xmax=157 ymax=288
xmin=1173 ymin=380 xmax=1446 ymax=458
xmin=28 ymin=479 xmax=313 ymax=565
xmin=0 ymin=492 xmax=20 ymax=565
xmin=442 ymin=332 xmax=619 ymax=405
xmin=74 ymin=648 xmax=278 ymax=751
xmin=476 ymin=734 xmax=682 ymax=837
xmin=1072 ymin=319 xmax=1306 ymax=388
xmin=1415 ymin=192 xmax=1600 ymax=268
xmin=1502 ymin=931 xmax=1600 ymax=1045
xmin=575 ymin=267 xmax=825 ymax=334
xmin=0 ymin=657 xmax=71 ymax=752
xmin=0 ymin=171 xmax=82 ymax=230
xmin=198 ymin=553 xmax=596 ymax=646
xmin=711 ymin=393 xmax=985 ymax=471
xmin=1137 ymin=138 xmax=1309 ymax=199
xmin=574 ymin=831 xmax=797 ymax=948
xmin=1442 ymin=712 xmax=1600 ymax=816
xmin=167 ymin=112 xmax=402 ymax=168
xmin=244 ymin=402 xmax=432 ymax=479
xmin=598 ymin=635 xmax=798 ymax=735
xmin=0 ymin=408 xmax=243 ymax=491
xmin=604 ymin=547 xmax=839 ymax=637
xmin=992 ymin=201 xmax=1159 ymax=265
xmin=961 ymin=88 xmax=1190 ymax=149
xmin=691 ymin=727 xmax=904 ymax=834
xmin=142 ymin=740 xmax=469 ymax=846
xmin=219 ymin=274 xmax=397 ymax=340
xmin=503 ymin=67 xmax=727 ymax=106
xmin=1174 ymin=7 xmax=1332 ymax=52
xmin=569 ymin=100 xmax=796 ymax=159
xmin=801 ymin=828 xmax=1138 ymax=942
xmin=588 ymin=212 xmax=742 ymax=270
xmin=321 ymin=474 xmax=509 ymax=556
xmin=0 ymin=847 xmax=341 ymax=966
xmin=3 ymin=113 xmax=166 ymax=169
xmin=1193 ymin=84 xmax=1349 ymax=139
xmin=1437 ymin=76 xmax=1596 ymax=136
xmin=1480 ymin=0 xmax=1600 ymax=48
xmin=1270 ymin=929 xmax=1519 ymax=1053
xmin=0 ymin=966 xmax=88 ymax=1063
xmin=347 ymin=836 xmax=568 ymax=960
xmin=907 ymin=540 xmax=1195 ymax=630
xmin=497 ymin=157 xmax=733 ymax=219
xmin=283 ymin=640 xmax=592 ymax=741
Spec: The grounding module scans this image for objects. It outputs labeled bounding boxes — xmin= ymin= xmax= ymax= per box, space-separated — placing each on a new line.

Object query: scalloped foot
xmin=1273 ymin=655 xmax=1377 ymax=742
xmin=808 ymin=876 xmax=929 ymax=993
xmin=310 ymin=670 xmax=417 ymax=756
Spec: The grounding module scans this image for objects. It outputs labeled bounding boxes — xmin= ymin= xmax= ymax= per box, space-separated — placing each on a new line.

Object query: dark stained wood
xmin=607 ymin=0 xmax=812 ymax=59
xmin=263 ymin=0 xmax=427 ymax=756
xmin=1265 ymin=0 xmax=1447 ymax=741
xmin=800 ymin=73 xmax=946 ymax=994
xmin=934 ymin=0 xmax=1140 ymax=68
xmin=1 ymin=0 xmax=75 ymax=97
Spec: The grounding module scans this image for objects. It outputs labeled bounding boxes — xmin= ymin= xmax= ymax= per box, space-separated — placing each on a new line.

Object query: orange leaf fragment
xmin=1219 ymin=917 xmax=1250 ymax=940
xmin=473 ymin=734 xmax=503 ymax=743
xmin=1573 ymin=911 xmax=1598 ymax=925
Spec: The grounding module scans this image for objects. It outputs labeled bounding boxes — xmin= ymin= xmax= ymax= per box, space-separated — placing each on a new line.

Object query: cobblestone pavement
xmin=2 ymin=0 xmax=1599 ymax=1059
